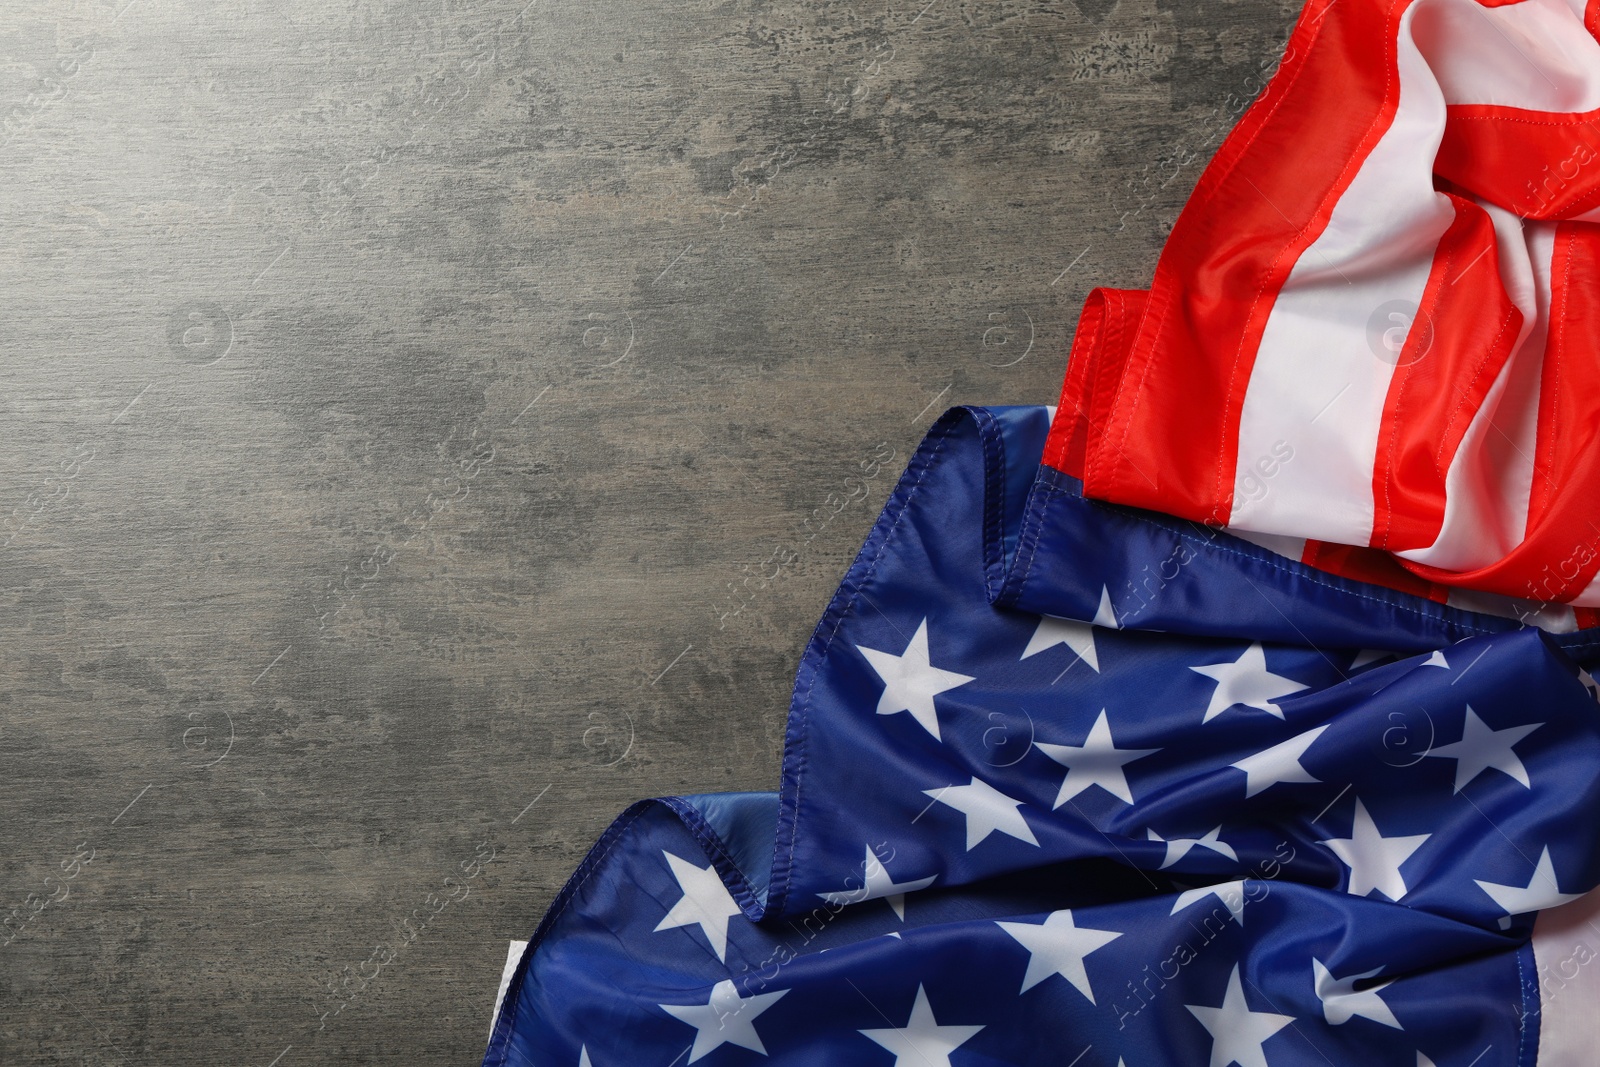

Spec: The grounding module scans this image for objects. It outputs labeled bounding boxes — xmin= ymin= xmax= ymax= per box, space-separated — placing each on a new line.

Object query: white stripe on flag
xmin=1395 ymin=214 xmax=1554 ymax=572
xmin=1531 ymin=887 xmax=1600 ymax=1065
xmin=1413 ymin=0 xmax=1600 ymax=113
xmin=489 ymin=939 xmax=529 ymax=1047
xmin=1229 ymin=0 xmax=1449 ymax=546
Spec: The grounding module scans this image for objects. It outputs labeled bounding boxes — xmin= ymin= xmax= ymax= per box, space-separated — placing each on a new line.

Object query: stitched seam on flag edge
xmin=1443 ymin=111 xmax=1600 ymax=220
xmin=1450 ymin=109 xmax=1600 ymax=127
xmin=995 ymin=460 xmax=1055 ymax=608
xmin=771 ymin=408 xmax=962 ymax=917
xmin=1009 ymin=483 xmax=1060 ymax=603
xmin=659 ymin=795 xmax=765 ymax=917
xmin=1516 ymin=935 xmax=1549 ymax=1067
xmin=482 ymin=802 xmax=655 ymax=1065
xmin=1533 ymin=228 xmax=1575 ymax=553
xmin=1211 ymin=0 xmax=1405 ymax=527
xmin=1515 ymin=938 xmax=1531 ymax=1067
xmin=485 ymin=790 xmax=804 ymax=1062
xmin=778 ymin=418 xmax=957 ymax=910
xmin=1522 ymin=226 xmax=1572 ymax=546
xmin=1089 ymin=0 xmax=1353 ymax=523
xmin=1552 ymin=228 xmax=1571 ymax=517
xmin=977 ymin=407 xmax=1010 ymax=604
xmin=482 ymin=408 xmax=1600 ymax=1064
xmin=1014 ymin=474 xmax=1514 ymax=639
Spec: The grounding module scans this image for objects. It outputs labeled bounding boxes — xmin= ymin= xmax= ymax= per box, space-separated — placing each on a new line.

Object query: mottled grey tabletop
xmin=0 ymin=0 xmax=1296 ymax=1063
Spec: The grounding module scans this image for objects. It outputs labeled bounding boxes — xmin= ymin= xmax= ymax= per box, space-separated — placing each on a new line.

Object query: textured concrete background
xmin=0 ymin=0 xmax=1298 ymax=1063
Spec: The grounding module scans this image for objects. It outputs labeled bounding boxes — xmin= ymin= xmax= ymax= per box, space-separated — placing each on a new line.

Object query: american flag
xmin=1053 ymin=0 xmax=1600 ymax=615
xmin=484 ymin=3 xmax=1600 ymax=1063
xmin=483 ymin=405 xmax=1600 ymax=1066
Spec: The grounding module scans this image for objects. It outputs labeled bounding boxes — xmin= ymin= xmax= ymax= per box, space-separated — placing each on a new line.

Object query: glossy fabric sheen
xmin=1053 ymin=0 xmax=1600 ymax=607
xmin=484 ymin=405 xmax=1600 ymax=1067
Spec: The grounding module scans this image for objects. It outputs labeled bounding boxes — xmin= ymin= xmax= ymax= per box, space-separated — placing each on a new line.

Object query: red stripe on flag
xmin=1369 ymin=195 xmax=1523 ymax=553
xmin=1078 ymin=0 xmax=1412 ymax=525
xmin=1392 ymin=224 xmax=1600 ymax=602
xmin=1300 ymin=540 xmax=1449 ymax=603
xmin=1471 ymin=223 xmax=1600 ymax=602
xmin=1045 ymin=288 xmax=1147 ymax=480
xmin=1437 ymin=106 xmax=1600 ymax=222
xmin=1524 ymin=226 xmax=1578 ymax=535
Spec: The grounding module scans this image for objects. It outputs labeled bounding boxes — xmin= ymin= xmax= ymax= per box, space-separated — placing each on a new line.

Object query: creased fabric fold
xmin=484 ymin=405 xmax=1600 ymax=1067
xmin=1051 ymin=0 xmax=1600 ymax=609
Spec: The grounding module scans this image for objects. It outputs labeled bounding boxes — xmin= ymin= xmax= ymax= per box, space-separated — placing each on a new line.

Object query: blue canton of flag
xmin=483 ymin=405 xmax=1600 ymax=1067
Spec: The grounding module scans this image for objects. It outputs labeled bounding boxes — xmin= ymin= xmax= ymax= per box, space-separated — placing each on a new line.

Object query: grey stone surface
xmin=0 ymin=0 xmax=1298 ymax=1062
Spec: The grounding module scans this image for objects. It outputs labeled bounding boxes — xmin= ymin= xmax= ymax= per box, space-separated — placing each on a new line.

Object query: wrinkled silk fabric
xmin=1051 ymin=0 xmax=1600 ymax=609
xmin=481 ymin=5 xmax=1600 ymax=1063
xmin=483 ymin=406 xmax=1600 ymax=1067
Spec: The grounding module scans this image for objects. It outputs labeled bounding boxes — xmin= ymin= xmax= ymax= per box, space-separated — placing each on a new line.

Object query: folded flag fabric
xmin=482 ymin=405 xmax=1600 ymax=1066
xmin=482 ymin=2 xmax=1600 ymax=1063
xmin=1051 ymin=0 xmax=1600 ymax=608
